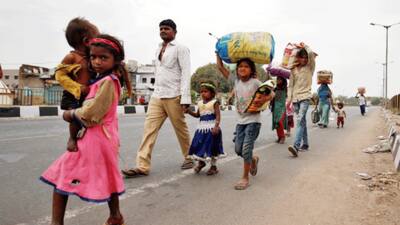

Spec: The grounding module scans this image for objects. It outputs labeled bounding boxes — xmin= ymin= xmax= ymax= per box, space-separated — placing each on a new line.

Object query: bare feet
xmin=105 ymin=214 xmax=124 ymax=225
xmin=67 ymin=137 xmax=77 ymax=152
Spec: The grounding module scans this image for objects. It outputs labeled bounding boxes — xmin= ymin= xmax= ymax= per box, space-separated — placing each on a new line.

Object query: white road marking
xmin=30 ymin=142 xmax=276 ymax=225
xmin=25 ymin=108 xmax=366 ymax=224
xmin=0 ymin=134 xmax=60 ymax=142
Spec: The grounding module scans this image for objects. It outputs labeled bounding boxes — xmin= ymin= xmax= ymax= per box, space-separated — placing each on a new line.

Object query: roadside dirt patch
xmin=355 ymin=116 xmax=400 ymax=225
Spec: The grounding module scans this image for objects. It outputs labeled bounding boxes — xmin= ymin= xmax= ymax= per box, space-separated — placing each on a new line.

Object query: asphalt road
xmin=0 ymin=106 xmax=375 ymax=225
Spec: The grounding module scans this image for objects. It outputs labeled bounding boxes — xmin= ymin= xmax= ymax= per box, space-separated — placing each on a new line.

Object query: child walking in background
xmin=185 ymin=82 xmax=225 ymax=175
xmin=271 ymin=76 xmax=288 ymax=144
xmin=40 ymin=34 xmax=129 ymax=225
xmin=285 ymin=101 xmax=294 ymax=137
xmin=335 ymin=102 xmax=346 ymax=128
xmin=217 ymin=55 xmax=262 ymax=190
xmin=56 ymin=17 xmax=99 ymax=151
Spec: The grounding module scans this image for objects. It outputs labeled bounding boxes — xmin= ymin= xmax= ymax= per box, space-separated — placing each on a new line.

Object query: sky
xmin=1 ymin=0 xmax=399 ymax=97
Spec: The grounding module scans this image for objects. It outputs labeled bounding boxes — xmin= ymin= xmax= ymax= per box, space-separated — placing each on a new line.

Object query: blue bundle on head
xmin=215 ymin=32 xmax=275 ymax=64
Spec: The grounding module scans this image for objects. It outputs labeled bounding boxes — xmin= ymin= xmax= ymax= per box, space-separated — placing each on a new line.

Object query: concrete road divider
xmin=383 ymin=109 xmax=400 ymax=171
xmin=0 ymin=105 xmax=236 ymax=118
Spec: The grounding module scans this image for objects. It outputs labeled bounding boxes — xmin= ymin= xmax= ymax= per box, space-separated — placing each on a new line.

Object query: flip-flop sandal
xmin=181 ymin=159 xmax=194 ymax=169
xmin=194 ymin=161 xmax=206 ymax=173
xmin=234 ymin=181 xmax=249 ymax=190
xmin=206 ymin=166 xmax=219 ymax=176
xmin=250 ymin=156 xmax=259 ymax=176
xmin=121 ymin=168 xmax=148 ymax=178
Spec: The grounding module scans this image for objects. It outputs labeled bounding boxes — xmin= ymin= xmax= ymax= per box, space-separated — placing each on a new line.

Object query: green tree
xmin=370 ymin=97 xmax=382 ymax=106
xmin=191 ymin=63 xmax=233 ymax=93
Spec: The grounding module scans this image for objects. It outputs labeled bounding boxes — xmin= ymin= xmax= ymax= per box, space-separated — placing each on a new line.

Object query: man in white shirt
xmin=356 ymin=92 xmax=367 ymax=116
xmin=122 ymin=19 xmax=194 ymax=177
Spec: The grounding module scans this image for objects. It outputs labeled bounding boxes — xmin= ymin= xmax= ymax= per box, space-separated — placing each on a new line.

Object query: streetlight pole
xmin=376 ymin=61 xmax=393 ymax=100
xmin=381 ymin=63 xmax=385 ymax=99
xmin=370 ymin=22 xmax=400 ymax=101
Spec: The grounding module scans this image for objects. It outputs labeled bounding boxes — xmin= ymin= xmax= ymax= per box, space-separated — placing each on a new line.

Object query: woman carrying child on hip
xmin=40 ymin=34 xmax=130 ymax=225
xmin=185 ymin=81 xmax=226 ymax=175
xmin=217 ymin=54 xmax=262 ymax=190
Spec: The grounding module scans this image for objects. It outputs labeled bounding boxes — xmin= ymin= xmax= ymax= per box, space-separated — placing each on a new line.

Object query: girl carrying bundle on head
xmin=217 ymin=54 xmax=262 ymax=190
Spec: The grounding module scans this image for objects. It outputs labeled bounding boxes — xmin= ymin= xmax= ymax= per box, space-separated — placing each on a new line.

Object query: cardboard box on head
xmin=317 ymin=70 xmax=333 ymax=84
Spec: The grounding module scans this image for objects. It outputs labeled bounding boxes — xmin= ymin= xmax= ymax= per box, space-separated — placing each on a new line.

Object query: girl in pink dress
xmin=40 ymin=34 xmax=128 ymax=225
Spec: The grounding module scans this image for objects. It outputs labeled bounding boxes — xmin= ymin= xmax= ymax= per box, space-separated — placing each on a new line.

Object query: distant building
xmin=18 ymin=64 xmax=55 ymax=89
xmin=135 ymin=62 xmax=155 ymax=104
xmin=17 ymin=64 xmax=59 ymax=105
xmin=126 ymin=60 xmax=137 ymax=90
xmin=1 ymin=69 xmax=19 ymax=89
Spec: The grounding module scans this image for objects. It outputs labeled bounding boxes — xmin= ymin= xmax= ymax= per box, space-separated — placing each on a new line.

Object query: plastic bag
xmin=281 ymin=43 xmax=305 ymax=69
xmin=215 ymin=32 xmax=275 ymax=64
xmin=266 ymin=64 xmax=291 ymax=79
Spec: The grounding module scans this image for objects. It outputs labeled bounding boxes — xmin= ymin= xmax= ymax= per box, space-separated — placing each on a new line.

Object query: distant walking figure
xmin=356 ymin=92 xmax=367 ymax=116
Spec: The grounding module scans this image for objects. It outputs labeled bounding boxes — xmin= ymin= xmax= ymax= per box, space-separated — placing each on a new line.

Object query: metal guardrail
xmin=0 ymin=88 xmax=138 ymax=106
xmin=0 ymin=88 xmax=63 ymax=106
xmin=388 ymin=94 xmax=400 ymax=114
